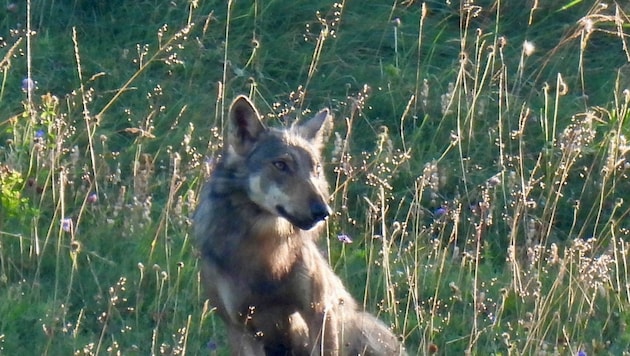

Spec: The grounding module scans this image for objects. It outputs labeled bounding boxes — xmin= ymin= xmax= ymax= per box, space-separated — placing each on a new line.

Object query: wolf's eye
xmin=273 ymin=160 xmax=288 ymax=172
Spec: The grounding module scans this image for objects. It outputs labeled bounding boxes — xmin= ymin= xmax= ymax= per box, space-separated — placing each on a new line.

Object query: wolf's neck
xmin=243 ymin=215 xmax=304 ymax=279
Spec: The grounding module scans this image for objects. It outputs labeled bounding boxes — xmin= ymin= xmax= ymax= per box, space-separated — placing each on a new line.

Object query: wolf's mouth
xmin=276 ymin=205 xmax=328 ymax=231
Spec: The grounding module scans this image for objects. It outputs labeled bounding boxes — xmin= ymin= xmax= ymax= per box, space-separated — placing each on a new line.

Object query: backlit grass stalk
xmin=219 ymin=0 xmax=233 ymax=127
xmin=151 ymin=265 xmax=169 ymax=355
xmin=72 ymin=27 xmax=99 ymax=195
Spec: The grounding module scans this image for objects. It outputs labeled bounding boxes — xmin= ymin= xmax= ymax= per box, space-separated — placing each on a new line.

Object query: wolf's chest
xmin=211 ymin=259 xmax=310 ymax=324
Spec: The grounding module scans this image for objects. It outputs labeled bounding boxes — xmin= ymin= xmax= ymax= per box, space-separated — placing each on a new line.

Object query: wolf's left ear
xmin=298 ymin=108 xmax=333 ymax=147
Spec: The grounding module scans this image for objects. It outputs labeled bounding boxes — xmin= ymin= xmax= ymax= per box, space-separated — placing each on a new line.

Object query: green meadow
xmin=2 ymin=0 xmax=630 ymax=354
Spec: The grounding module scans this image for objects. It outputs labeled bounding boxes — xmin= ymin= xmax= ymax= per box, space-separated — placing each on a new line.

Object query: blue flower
xmin=61 ymin=218 xmax=73 ymax=233
xmin=22 ymin=77 xmax=36 ymax=93
xmin=206 ymin=340 xmax=217 ymax=351
xmin=35 ymin=129 xmax=45 ymax=139
xmin=434 ymin=207 xmax=448 ymax=217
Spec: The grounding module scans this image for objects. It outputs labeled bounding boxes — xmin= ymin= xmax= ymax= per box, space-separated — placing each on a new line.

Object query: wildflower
xmin=434 ymin=207 xmax=448 ymax=217
xmin=487 ymin=174 xmax=501 ymax=187
xmin=337 ymin=234 xmax=353 ymax=244
xmin=206 ymin=340 xmax=217 ymax=351
xmin=61 ymin=218 xmax=73 ymax=233
xmin=35 ymin=129 xmax=45 ymax=139
xmin=21 ymin=77 xmax=36 ymax=93
xmin=577 ymin=350 xmax=587 ymax=356
xmin=87 ymin=193 xmax=98 ymax=204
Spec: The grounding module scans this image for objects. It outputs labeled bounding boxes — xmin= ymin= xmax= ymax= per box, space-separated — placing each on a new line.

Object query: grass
xmin=2 ymin=0 xmax=630 ymax=354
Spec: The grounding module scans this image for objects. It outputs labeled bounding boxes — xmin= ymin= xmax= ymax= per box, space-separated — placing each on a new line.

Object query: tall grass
xmin=1 ymin=0 xmax=630 ymax=354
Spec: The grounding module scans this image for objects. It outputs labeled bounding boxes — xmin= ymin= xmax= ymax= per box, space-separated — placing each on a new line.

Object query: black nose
xmin=310 ymin=201 xmax=331 ymax=223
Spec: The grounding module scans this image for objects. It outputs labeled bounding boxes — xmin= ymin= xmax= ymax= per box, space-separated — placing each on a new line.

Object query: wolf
xmin=193 ymin=95 xmax=406 ymax=355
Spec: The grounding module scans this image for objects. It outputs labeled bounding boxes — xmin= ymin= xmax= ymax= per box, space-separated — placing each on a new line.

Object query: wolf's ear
xmin=228 ymin=95 xmax=266 ymax=155
xmin=297 ymin=108 xmax=333 ymax=148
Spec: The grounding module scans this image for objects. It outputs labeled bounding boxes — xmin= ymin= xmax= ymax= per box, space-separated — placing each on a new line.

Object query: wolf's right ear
xmin=228 ymin=95 xmax=266 ymax=156
xmin=297 ymin=108 xmax=333 ymax=149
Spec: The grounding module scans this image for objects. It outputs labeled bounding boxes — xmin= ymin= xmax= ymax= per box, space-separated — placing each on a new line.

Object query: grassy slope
xmin=1 ymin=0 xmax=630 ymax=354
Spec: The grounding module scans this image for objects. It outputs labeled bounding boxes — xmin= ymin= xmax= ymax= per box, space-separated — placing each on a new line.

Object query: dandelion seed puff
xmin=522 ymin=40 xmax=535 ymax=56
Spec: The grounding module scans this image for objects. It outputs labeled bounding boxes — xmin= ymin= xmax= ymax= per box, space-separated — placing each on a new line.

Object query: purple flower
xmin=87 ymin=193 xmax=98 ymax=204
xmin=61 ymin=218 xmax=73 ymax=233
xmin=434 ymin=207 xmax=448 ymax=217
xmin=22 ymin=77 xmax=36 ymax=93
xmin=577 ymin=351 xmax=587 ymax=356
xmin=35 ymin=129 xmax=45 ymax=139
xmin=206 ymin=340 xmax=217 ymax=351
xmin=337 ymin=234 xmax=353 ymax=244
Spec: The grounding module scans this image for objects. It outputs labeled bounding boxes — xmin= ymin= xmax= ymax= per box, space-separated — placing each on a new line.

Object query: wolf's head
xmin=225 ymin=95 xmax=333 ymax=231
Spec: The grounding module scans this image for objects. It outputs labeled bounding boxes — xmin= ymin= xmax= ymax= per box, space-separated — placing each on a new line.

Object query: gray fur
xmin=193 ymin=95 xmax=406 ymax=355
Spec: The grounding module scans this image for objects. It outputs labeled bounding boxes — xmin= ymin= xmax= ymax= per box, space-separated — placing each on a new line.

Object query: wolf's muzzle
xmin=310 ymin=201 xmax=331 ymax=224
xmin=276 ymin=201 xmax=331 ymax=231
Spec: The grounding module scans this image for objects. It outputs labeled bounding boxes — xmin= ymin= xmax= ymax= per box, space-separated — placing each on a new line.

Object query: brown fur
xmin=193 ymin=95 xmax=406 ymax=355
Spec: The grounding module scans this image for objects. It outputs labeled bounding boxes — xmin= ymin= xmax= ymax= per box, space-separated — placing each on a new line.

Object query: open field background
xmin=2 ymin=0 xmax=630 ymax=354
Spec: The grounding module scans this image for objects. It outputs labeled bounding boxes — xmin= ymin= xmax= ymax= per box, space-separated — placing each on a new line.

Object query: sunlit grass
xmin=1 ymin=0 xmax=630 ymax=355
